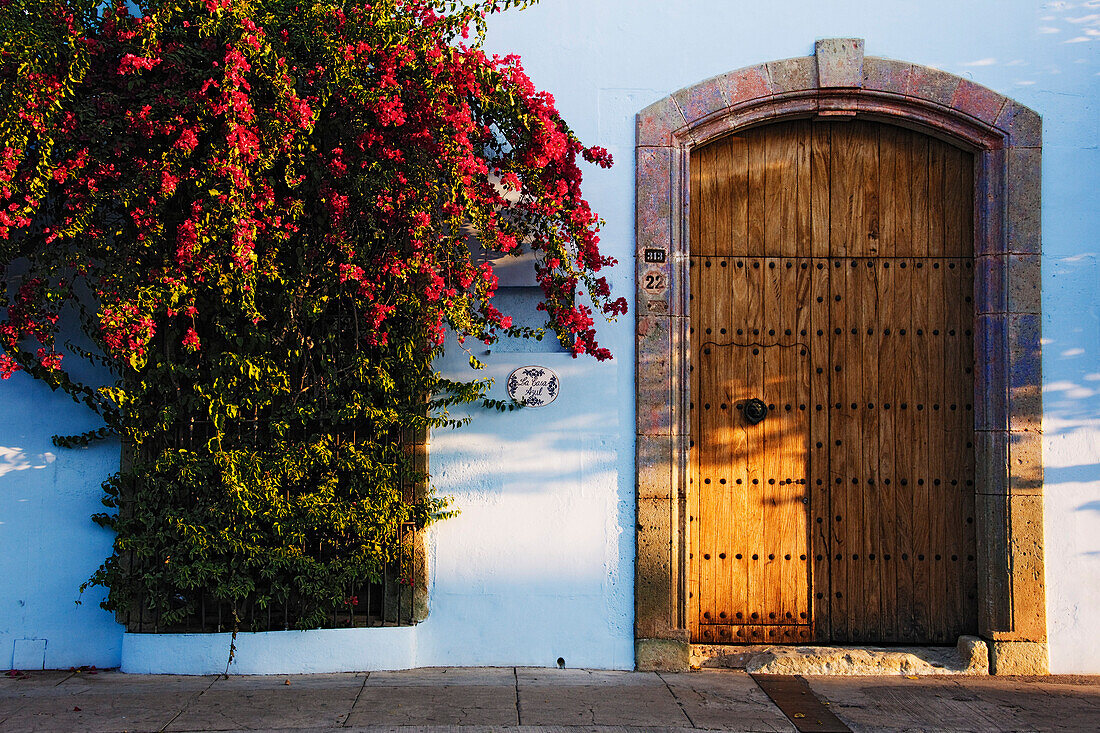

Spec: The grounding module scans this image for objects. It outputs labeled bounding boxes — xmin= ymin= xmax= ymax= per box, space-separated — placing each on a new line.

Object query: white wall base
xmin=121 ymin=627 xmax=419 ymax=675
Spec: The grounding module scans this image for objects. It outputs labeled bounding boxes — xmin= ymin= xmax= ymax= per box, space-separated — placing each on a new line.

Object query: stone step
xmin=691 ymin=635 xmax=989 ymax=675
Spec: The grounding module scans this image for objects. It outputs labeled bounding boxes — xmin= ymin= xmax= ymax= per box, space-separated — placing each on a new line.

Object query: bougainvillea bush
xmin=0 ymin=0 xmax=624 ymax=630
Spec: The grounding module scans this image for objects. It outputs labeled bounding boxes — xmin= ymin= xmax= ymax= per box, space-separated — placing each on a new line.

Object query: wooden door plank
xmin=909 ymin=135 xmax=930 ymax=258
xmin=926 ymin=258 xmax=947 ymax=643
xmin=777 ymin=259 xmax=811 ymax=629
xmin=878 ymin=126 xmax=897 ymax=260
xmin=748 ymin=131 xmax=766 ymax=257
xmin=861 ymin=123 xmax=882 ymax=259
xmin=810 ymin=258 xmax=831 ymax=640
xmin=828 ymin=258 xmax=848 ymax=641
xmin=729 ymin=261 xmax=752 ymax=631
xmin=730 ymin=135 xmax=750 ymax=257
xmin=928 ymin=140 xmax=946 ymax=258
xmin=860 ymin=258 xmax=884 ymax=641
xmin=844 ymin=259 xmax=866 ymax=642
xmin=876 ymin=258 xmax=899 ymax=641
xmin=713 ymin=141 xmax=736 ymax=255
xmin=765 ymin=127 xmax=798 ymax=258
xmin=795 ymin=122 xmax=813 ymax=258
xmin=696 ymin=260 xmax=720 ymax=634
xmin=761 ymin=258 xmax=783 ymax=627
xmin=744 ymin=258 xmax=765 ymax=626
xmin=811 ymin=124 xmax=831 ymax=259
xmin=893 ymin=127 xmax=915 ymax=258
xmin=775 ymin=260 xmax=796 ymax=629
xmin=909 ymin=257 xmax=932 ymax=643
xmin=713 ymin=261 xmax=739 ymax=637
xmin=892 ymin=257 xmax=916 ymax=642
xmin=944 ymin=146 xmax=973 ymax=259
xmin=830 ymin=125 xmax=859 ymax=258
xmin=704 ymin=142 xmax=724 ymax=256
xmin=794 ymin=259 xmax=813 ymax=629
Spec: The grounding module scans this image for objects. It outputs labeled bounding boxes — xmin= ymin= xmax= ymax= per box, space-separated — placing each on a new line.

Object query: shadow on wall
xmin=0 ymin=371 xmax=123 ymax=669
xmin=1042 ymin=252 xmax=1100 ymax=487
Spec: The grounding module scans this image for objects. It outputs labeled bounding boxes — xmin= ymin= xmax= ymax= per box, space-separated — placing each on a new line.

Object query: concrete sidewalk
xmin=1 ymin=667 xmax=1098 ymax=732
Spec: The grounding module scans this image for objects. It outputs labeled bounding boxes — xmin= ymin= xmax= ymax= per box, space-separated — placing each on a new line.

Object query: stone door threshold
xmin=691 ymin=636 xmax=990 ymax=676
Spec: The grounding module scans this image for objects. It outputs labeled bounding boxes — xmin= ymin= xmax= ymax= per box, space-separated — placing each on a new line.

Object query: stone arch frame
xmin=634 ymin=39 xmax=1046 ymax=674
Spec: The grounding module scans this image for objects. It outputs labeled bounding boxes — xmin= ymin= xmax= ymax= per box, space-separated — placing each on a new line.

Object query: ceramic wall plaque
xmin=506 ymin=365 xmax=560 ymax=407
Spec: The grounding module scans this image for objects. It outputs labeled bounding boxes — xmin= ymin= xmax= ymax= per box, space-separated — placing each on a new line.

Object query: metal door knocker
xmin=742 ymin=398 xmax=769 ymax=425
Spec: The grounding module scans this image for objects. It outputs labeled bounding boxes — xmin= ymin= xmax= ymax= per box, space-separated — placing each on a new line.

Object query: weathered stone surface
xmin=739 ymin=645 xmax=987 ymax=676
xmin=672 ymin=74 xmax=729 ymax=126
xmin=636 ymin=147 xmax=674 ymax=314
xmin=348 ymin=668 xmax=517 ymax=727
xmin=975 ymin=148 xmax=1007 ymax=258
xmin=990 ymin=640 xmax=1049 ymax=675
xmin=766 ymin=56 xmax=817 ymax=93
xmin=1009 ymin=430 xmax=1043 ymax=495
xmin=0 ymin=672 xmax=214 ymax=733
xmin=974 ymin=314 xmax=1008 ymax=431
xmin=663 ymin=670 xmax=798 ymax=731
xmin=517 ymin=668 xmax=688 ymax=726
xmin=170 ymin=674 xmax=363 ymax=731
xmin=1008 ymin=494 xmax=1047 ymax=641
xmin=637 ymin=315 xmax=672 ymax=436
xmin=815 ymin=38 xmax=864 ymax=88
xmin=809 ymin=674 xmax=1100 ymax=732
xmin=863 ymin=57 xmax=912 ymax=95
xmin=975 ymin=429 xmax=1009 ymax=496
xmin=691 ymin=643 xmax=773 ymax=669
xmin=959 ymin=635 xmax=990 ymax=674
xmin=636 ymin=147 xmax=672 ymax=247
xmin=635 ymin=498 xmax=674 ymax=637
xmin=1007 ymin=147 xmax=1042 ymax=254
xmin=995 ymin=101 xmax=1042 ymax=148
xmin=1008 ymin=253 xmax=1041 ymax=314
xmin=976 ymin=492 xmax=1012 ymax=634
xmin=1008 ymin=313 xmax=1042 ymax=400
xmin=1009 ymin=381 xmax=1043 ymax=435
xmin=635 ymin=638 xmax=690 ymax=672
xmin=951 ymin=79 xmax=1007 ymax=125
xmin=719 ymin=64 xmax=774 ymax=105
xmin=637 ymin=96 xmax=687 ymax=147
xmin=906 ymin=65 xmax=961 ymax=106
xmin=975 ymin=253 xmax=1007 ymax=314
xmin=637 ymin=434 xmax=673 ymax=500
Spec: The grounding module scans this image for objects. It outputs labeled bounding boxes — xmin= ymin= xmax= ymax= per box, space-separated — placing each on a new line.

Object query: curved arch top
xmin=637 ymin=38 xmax=1040 ymax=151
xmin=633 ymin=39 xmax=1047 ymax=674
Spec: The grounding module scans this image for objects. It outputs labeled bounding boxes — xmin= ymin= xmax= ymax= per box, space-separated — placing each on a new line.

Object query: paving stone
xmin=168 ymin=673 xmax=364 ymax=731
xmin=807 ymin=676 xmax=1002 ymax=732
xmin=346 ymin=668 xmax=518 ymax=727
xmin=517 ymin=669 xmax=686 ymax=727
xmin=660 ymin=670 xmax=797 ymax=731
xmin=0 ymin=671 xmax=213 ymax=733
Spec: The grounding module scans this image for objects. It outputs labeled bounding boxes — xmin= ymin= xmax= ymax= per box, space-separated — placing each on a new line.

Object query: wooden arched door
xmin=688 ymin=118 xmax=978 ymax=645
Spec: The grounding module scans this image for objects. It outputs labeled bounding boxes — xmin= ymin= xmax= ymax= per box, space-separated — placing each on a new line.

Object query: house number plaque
xmin=507 ymin=365 xmax=560 ymax=407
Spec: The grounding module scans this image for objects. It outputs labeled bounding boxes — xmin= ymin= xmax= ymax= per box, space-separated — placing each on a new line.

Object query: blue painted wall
xmin=2 ymin=0 xmax=1097 ymax=674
